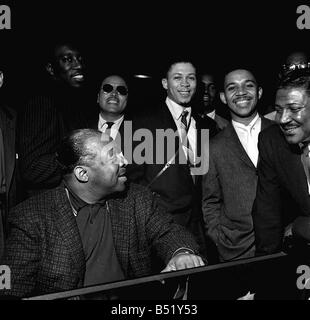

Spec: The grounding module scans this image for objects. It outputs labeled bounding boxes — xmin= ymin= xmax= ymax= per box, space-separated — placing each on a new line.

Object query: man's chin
xmin=283 ymin=133 xmax=302 ymax=145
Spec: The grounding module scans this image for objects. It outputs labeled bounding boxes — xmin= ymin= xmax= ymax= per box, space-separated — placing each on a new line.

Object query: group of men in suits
xmin=3 ymin=39 xmax=310 ymax=299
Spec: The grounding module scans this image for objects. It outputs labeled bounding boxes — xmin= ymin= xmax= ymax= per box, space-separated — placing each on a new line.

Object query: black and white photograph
xmin=1 ymin=0 xmax=310 ymax=307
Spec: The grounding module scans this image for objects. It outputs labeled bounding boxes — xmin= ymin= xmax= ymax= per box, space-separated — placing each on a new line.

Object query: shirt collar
xmin=232 ymin=113 xmax=260 ymax=131
xmin=98 ymin=113 xmax=124 ymax=130
xmin=63 ymin=180 xmax=106 ymax=215
xmin=299 ymin=139 xmax=310 ymax=155
xmin=166 ymin=97 xmax=191 ymax=121
xmin=206 ymin=110 xmax=216 ymax=120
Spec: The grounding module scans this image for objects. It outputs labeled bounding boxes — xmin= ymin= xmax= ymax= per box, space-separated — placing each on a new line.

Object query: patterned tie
xmin=180 ymin=110 xmax=195 ymax=165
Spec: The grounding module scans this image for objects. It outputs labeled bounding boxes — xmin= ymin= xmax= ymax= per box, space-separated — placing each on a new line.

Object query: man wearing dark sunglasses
xmin=18 ymin=41 xmax=94 ymax=198
xmin=96 ymin=75 xmax=129 ymax=140
xmin=90 ymin=74 xmax=142 ymax=183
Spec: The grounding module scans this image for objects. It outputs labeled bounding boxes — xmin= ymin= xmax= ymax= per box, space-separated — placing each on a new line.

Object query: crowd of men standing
xmin=1 ymin=41 xmax=310 ymax=299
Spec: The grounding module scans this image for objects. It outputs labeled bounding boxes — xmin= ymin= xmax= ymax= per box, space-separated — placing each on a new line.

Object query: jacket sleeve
xmin=18 ymin=96 xmax=62 ymax=189
xmin=202 ymin=147 xmax=222 ymax=246
xmin=252 ymin=132 xmax=283 ymax=255
xmin=0 ymin=207 xmax=40 ymax=298
xmin=143 ymin=191 xmax=200 ymax=263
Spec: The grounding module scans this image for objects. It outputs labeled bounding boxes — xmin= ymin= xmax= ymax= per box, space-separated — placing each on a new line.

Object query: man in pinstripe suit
xmin=18 ymin=42 xmax=93 ymax=198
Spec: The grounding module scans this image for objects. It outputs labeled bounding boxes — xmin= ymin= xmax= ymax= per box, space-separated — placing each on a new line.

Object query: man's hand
xmin=161 ymin=253 xmax=205 ymax=273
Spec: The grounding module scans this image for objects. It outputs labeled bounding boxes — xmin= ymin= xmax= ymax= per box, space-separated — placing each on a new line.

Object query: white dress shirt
xmin=98 ymin=114 xmax=124 ymax=140
xmin=232 ymin=113 xmax=261 ymax=167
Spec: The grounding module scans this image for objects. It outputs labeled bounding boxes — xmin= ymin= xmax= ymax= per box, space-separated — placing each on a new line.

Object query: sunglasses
xmin=282 ymin=62 xmax=310 ymax=72
xmin=101 ymin=84 xmax=128 ymax=96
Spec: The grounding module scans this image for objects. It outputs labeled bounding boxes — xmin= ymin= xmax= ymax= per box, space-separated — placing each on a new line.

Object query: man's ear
xmin=258 ymin=87 xmax=263 ymax=100
xmin=46 ymin=63 xmax=55 ymax=77
xmin=162 ymin=78 xmax=168 ymax=90
xmin=74 ymin=166 xmax=89 ymax=182
xmin=220 ymin=92 xmax=227 ymax=104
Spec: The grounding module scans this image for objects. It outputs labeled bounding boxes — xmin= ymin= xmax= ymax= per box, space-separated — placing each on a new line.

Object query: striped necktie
xmin=180 ymin=110 xmax=195 ymax=166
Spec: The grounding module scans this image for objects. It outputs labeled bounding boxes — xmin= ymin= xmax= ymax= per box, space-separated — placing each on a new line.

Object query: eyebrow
xmin=225 ymin=80 xmax=256 ymax=88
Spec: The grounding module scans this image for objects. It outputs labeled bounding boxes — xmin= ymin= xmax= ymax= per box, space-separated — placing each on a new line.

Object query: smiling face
xmin=52 ymin=45 xmax=85 ymax=88
xmin=275 ymin=87 xmax=310 ymax=144
xmin=86 ymin=136 xmax=128 ymax=195
xmin=220 ymin=69 xmax=262 ymax=124
xmin=162 ymin=62 xmax=197 ymax=106
xmin=97 ymin=75 xmax=128 ymax=120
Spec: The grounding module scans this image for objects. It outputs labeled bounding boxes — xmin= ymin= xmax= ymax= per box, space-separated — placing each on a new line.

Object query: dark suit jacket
xmin=18 ymin=83 xmax=93 ymax=197
xmin=202 ymin=117 xmax=273 ymax=261
xmin=0 ymin=183 xmax=199 ymax=298
xmin=133 ymin=102 xmax=217 ymax=224
xmin=0 ymin=105 xmax=16 ymax=258
xmin=127 ymin=102 xmax=218 ymax=258
xmin=252 ymin=124 xmax=309 ymax=255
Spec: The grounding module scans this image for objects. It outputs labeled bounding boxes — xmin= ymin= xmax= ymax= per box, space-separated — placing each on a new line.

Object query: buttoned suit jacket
xmin=128 ymin=102 xmax=218 ymax=258
xmin=202 ymin=117 xmax=273 ymax=261
xmin=0 ymin=183 xmax=199 ymax=298
xmin=134 ymin=102 xmax=218 ymax=225
xmin=252 ymin=124 xmax=310 ymax=255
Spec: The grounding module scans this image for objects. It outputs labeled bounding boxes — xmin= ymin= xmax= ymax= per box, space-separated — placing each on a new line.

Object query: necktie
xmin=105 ymin=122 xmax=114 ymax=137
xmin=180 ymin=110 xmax=195 ymax=165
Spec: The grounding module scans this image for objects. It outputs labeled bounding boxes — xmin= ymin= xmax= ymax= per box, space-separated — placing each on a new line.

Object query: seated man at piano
xmin=0 ymin=129 xmax=204 ymax=299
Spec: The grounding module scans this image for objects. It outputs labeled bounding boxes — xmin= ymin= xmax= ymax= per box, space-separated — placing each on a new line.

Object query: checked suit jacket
xmin=0 ymin=183 xmax=199 ymax=298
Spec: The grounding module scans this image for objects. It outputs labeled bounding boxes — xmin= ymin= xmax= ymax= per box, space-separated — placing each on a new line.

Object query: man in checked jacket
xmin=0 ymin=129 xmax=204 ymax=299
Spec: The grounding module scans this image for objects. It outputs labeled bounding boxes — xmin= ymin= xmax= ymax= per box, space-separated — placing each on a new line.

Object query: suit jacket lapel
xmin=223 ymin=123 xmax=255 ymax=169
xmin=53 ymin=185 xmax=85 ymax=278
xmin=159 ymin=102 xmax=179 ymax=131
xmin=279 ymin=137 xmax=310 ymax=208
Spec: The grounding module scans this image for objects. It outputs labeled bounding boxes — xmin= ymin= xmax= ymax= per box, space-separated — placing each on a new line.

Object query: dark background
xmin=1 ymin=0 xmax=309 ymax=114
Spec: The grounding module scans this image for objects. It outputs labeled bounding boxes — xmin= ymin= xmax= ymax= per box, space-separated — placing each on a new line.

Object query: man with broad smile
xmin=202 ymin=68 xmax=273 ymax=265
xmin=0 ymin=129 xmax=204 ymax=298
xmin=252 ymin=68 xmax=310 ymax=257
xmin=18 ymin=41 xmax=93 ymax=198
xmin=132 ymin=56 xmax=217 ymax=260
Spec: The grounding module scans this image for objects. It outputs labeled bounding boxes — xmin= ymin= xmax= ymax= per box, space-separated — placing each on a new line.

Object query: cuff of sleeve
xmin=172 ymin=247 xmax=195 ymax=257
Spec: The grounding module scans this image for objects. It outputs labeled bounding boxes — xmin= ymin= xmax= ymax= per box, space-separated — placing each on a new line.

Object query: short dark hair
xmin=220 ymin=66 xmax=260 ymax=91
xmin=56 ymin=129 xmax=101 ymax=175
xmin=46 ymin=41 xmax=83 ymax=66
xmin=277 ymin=68 xmax=310 ymax=93
xmin=160 ymin=55 xmax=198 ymax=79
